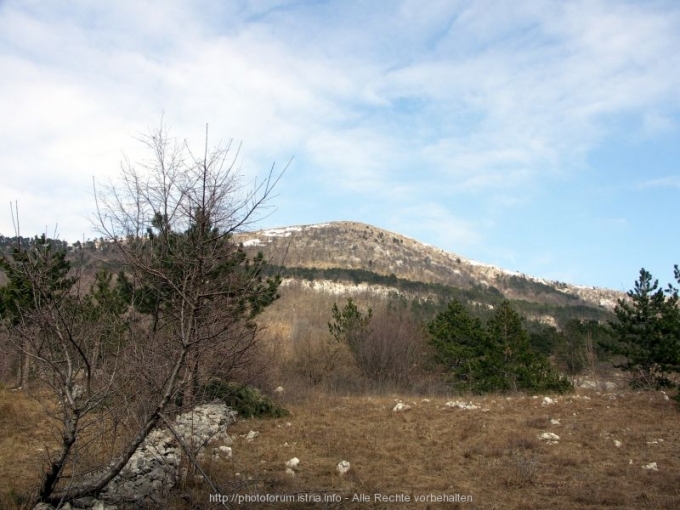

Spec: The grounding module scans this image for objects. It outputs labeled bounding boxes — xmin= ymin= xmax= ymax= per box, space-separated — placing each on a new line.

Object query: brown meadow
xmin=2 ymin=385 xmax=678 ymax=509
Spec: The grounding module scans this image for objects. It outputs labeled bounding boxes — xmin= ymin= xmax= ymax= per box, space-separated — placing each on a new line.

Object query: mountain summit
xmin=237 ymin=221 xmax=621 ymax=320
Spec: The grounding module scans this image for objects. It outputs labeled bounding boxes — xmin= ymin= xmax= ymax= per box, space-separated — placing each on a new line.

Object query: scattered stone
xmin=613 ymin=440 xmax=622 ymax=448
xmin=285 ymin=457 xmax=300 ymax=470
xmin=542 ymin=397 xmax=555 ymax=406
xmin=274 ymin=386 xmax=284 ymax=394
xmin=173 ymin=403 xmax=237 ymax=447
xmin=539 ymin=432 xmax=560 ymax=444
xmin=215 ymin=445 xmax=232 ymax=459
xmin=246 ymin=430 xmax=259 ymax=442
xmin=445 ymin=400 xmax=480 ymax=410
xmin=336 ymin=460 xmax=351 ymax=476
xmin=642 ymin=462 xmax=659 ymax=471
xmin=392 ymin=402 xmax=411 ymax=412
xmin=550 ymin=419 xmax=561 ymax=425
xmin=661 ymin=391 xmax=670 ymax=401
xmin=285 ymin=468 xmax=296 ymax=477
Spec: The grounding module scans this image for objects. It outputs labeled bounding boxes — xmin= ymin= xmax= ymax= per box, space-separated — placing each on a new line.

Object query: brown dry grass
xmin=0 ymin=387 xmax=58 ymax=508
xmin=2 ymin=387 xmax=679 ymax=509
xmin=185 ymin=389 xmax=680 ymax=509
xmin=0 ymin=386 xmax=134 ymax=509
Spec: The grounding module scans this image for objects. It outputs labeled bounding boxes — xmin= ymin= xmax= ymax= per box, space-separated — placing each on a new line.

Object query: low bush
xmin=202 ymin=381 xmax=289 ymax=418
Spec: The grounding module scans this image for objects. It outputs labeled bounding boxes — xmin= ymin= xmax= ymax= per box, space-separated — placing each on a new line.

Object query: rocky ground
xmin=2 ymin=386 xmax=679 ymax=509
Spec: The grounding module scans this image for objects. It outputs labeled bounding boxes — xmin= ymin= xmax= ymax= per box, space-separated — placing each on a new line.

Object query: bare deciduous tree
xmin=0 ymin=125 xmax=285 ymax=505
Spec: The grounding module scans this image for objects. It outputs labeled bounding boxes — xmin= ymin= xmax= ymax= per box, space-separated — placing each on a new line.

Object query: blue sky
xmin=1 ymin=0 xmax=679 ymax=291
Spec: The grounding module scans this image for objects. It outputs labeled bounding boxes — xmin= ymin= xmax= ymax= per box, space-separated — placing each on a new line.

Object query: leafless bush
xmin=508 ymin=450 xmax=540 ymax=487
xmin=354 ymin=308 xmax=426 ymax=390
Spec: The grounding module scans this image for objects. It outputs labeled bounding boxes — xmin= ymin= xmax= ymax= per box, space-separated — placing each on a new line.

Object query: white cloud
xmin=388 ymin=203 xmax=482 ymax=252
xmin=0 ymin=0 xmax=679 ymax=289
xmin=641 ymin=112 xmax=677 ymax=138
xmin=639 ymin=176 xmax=680 ymax=190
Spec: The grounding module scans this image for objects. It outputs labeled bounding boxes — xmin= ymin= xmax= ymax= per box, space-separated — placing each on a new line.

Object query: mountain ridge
xmin=236 ymin=220 xmax=622 ymax=314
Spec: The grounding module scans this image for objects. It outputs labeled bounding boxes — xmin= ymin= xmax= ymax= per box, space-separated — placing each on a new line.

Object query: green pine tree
xmin=427 ymin=299 xmax=485 ymax=391
xmin=428 ymin=299 xmax=571 ymax=393
xmin=608 ymin=268 xmax=680 ymax=388
xmin=328 ymin=298 xmax=372 ymax=361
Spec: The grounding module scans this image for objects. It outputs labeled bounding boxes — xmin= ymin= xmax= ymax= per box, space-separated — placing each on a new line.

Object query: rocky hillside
xmin=236 ymin=221 xmax=622 ymax=327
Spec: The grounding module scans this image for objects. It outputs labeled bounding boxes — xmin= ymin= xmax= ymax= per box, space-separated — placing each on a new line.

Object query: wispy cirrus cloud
xmin=638 ymin=176 xmax=680 ymax=189
xmin=1 ymin=0 xmax=679 ymax=287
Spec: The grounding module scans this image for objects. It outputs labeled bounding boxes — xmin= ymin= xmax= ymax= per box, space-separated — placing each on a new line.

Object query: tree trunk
xmin=44 ymin=345 xmax=189 ymax=504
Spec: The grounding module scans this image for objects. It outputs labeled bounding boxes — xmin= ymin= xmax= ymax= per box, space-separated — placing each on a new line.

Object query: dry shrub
xmin=289 ymin=321 xmax=347 ymax=386
xmin=0 ymin=399 xmax=22 ymax=429
xmin=506 ymin=451 xmax=540 ymax=487
xmin=506 ymin=432 xmax=540 ymax=451
xmin=355 ymin=309 xmax=425 ymax=390
xmin=570 ymin=485 xmax=627 ymax=506
xmin=524 ymin=415 xmax=550 ymax=429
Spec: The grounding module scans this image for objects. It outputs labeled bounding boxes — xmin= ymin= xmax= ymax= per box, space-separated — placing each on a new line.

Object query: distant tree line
xmin=0 ymin=234 xmax=69 ymax=252
xmin=0 ymin=234 xmax=120 ymax=254
xmin=265 ymin=264 xmax=613 ymax=328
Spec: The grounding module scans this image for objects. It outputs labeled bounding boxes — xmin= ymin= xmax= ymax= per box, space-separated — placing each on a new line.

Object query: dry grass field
xmin=2 ymin=386 xmax=679 ymax=509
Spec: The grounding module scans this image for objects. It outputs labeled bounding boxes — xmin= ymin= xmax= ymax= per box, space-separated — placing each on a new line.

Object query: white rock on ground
xmin=245 ymin=430 xmax=259 ymax=442
xmin=392 ymin=402 xmax=411 ymax=412
xmin=99 ymin=403 xmax=236 ymax=506
xmin=336 ymin=460 xmax=351 ymax=476
xmin=215 ymin=445 xmax=232 ymax=459
xmin=642 ymin=462 xmax=659 ymax=471
xmin=550 ymin=419 xmax=560 ymax=425
xmin=285 ymin=468 xmax=296 ymax=477
xmin=542 ymin=397 xmax=555 ymax=406
xmin=285 ymin=457 xmax=300 ymax=470
xmin=274 ymin=386 xmax=284 ymax=394
xmin=539 ymin=432 xmax=560 ymax=444
xmin=613 ymin=440 xmax=622 ymax=448
xmin=30 ymin=404 xmax=235 ymax=509
xmin=445 ymin=400 xmax=480 ymax=410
